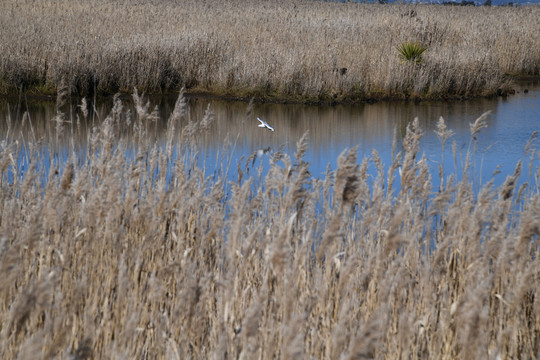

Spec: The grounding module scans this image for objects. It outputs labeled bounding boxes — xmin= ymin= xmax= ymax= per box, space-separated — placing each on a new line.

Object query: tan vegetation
xmin=0 ymin=91 xmax=539 ymax=359
xmin=1 ymin=0 xmax=539 ymax=102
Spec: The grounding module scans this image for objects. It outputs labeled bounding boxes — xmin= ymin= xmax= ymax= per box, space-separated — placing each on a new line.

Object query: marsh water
xmin=1 ymin=81 xmax=539 ymax=190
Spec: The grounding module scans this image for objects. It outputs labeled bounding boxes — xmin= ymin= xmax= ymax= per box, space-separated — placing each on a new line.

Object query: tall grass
xmin=1 ymin=0 xmax=539 ymax=102
xmin=0 ymin=91 xmax=539 ymax=359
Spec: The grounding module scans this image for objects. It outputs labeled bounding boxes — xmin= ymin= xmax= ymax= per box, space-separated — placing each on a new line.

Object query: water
xmin=1 ymin=81 xmax=539 ymax=190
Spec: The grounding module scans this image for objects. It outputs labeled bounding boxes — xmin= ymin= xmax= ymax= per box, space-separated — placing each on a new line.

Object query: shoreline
xmin=1 ymin=74 xmax=537 ymax=107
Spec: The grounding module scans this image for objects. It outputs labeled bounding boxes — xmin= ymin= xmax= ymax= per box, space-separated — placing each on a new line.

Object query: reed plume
xmin=0 ymin=91 xmax=538 ymax=359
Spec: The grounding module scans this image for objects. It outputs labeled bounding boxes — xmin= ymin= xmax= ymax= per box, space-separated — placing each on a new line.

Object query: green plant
xmin=397 ymin=41 xmax=428 ymax=64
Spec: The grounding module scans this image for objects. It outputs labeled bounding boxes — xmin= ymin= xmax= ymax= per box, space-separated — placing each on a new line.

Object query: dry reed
xmin=0 ymin=0 xmax=539 ymax=102
xmin=0 ymin=91 xmax=539 ymax=359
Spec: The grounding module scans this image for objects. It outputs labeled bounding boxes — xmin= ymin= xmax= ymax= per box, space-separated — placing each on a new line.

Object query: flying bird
xmin=257 ymin=117 xmax=274 ymax=132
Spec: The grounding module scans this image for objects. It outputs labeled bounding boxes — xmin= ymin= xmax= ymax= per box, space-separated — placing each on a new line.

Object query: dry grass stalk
xmin=1 ymin=0 xmax=539 ymax=102
xmin=0 ymin=92 xmax=538 ymax=359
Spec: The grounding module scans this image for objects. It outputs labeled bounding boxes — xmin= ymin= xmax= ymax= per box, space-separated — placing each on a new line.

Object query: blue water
xmin=330 ymin=0 xmax=536 ymax=5
xmin=1 ymin=82 xmax=539 ymax=194
xmin=189 ymin=84 xmax=540 ymax=192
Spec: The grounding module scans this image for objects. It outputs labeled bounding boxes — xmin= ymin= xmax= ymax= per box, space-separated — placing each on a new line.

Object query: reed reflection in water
xmin=1 ymin=85 xmax=539 ymax=188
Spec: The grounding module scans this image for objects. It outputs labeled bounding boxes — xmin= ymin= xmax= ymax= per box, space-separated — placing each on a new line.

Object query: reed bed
xmin=1 ymin=0 xmax=539 ymax=102
xmin=0 ymin=91 xmax=539 ymax=359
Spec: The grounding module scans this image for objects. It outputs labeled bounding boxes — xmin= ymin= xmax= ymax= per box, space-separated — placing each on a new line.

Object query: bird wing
xmin=257 ymin=117 xmax=274 ymax=131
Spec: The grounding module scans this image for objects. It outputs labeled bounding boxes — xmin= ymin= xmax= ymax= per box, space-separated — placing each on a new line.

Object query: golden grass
xmin=0 ymin=91 xmax=539 ymax=359
xmin=0 ymin=0 xmax=539 ymax=102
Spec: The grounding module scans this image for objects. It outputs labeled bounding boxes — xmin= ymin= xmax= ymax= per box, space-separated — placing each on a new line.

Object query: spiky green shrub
xmin=397 ymin=42 xmax=427 ymax=64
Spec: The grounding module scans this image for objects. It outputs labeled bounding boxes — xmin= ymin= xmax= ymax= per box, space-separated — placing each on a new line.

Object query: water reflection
xmin=1 ymin=82 xmax=539 ymax=188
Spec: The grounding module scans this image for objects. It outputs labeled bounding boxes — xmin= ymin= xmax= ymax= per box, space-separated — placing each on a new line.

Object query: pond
xmin=1 ymin=81 xmax=539 ymax=192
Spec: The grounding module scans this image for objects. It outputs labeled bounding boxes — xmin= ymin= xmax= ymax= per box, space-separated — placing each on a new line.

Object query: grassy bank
xmin=1 ymin=0 xmax=539 ymax=103
xmin=0 ymin=92 xmax=539 ymax=358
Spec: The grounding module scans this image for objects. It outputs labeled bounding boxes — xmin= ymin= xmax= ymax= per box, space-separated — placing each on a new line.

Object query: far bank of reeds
xmin=0 ymin=0 xmax=539 ymax=103
xmin=0 ymin=91 xmax=539 ymax=358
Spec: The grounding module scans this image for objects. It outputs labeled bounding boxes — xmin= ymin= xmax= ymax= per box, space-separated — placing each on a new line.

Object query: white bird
xmin=257 ymin=117 xmax=274 ymax=132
